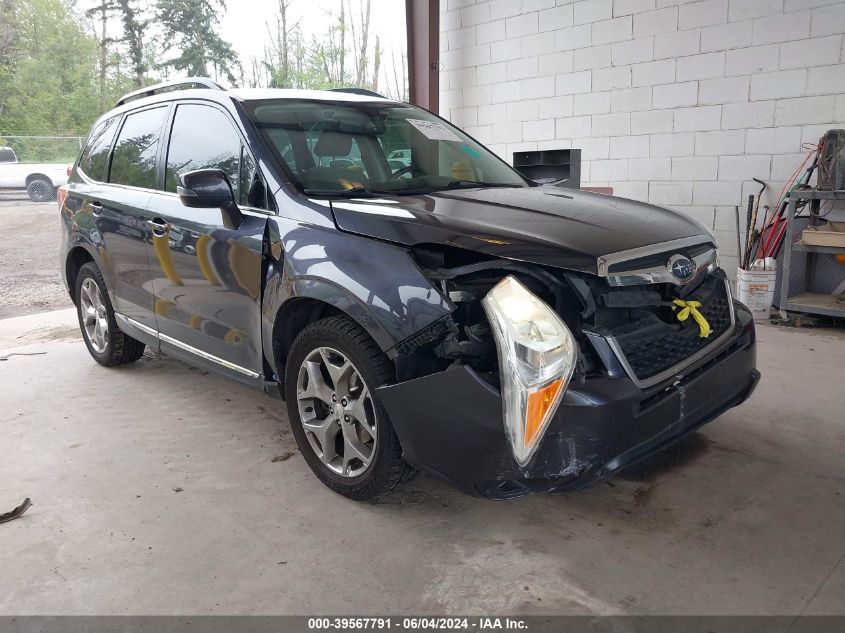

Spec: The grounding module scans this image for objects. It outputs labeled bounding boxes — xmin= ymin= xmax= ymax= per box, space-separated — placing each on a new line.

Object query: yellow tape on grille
xmin=672 ymin=299 xmax=711 ymax=338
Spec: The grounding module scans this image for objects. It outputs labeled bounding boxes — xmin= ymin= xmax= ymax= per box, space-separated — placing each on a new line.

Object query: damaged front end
xmin=377 ymin=241 xmax=759 ymax=499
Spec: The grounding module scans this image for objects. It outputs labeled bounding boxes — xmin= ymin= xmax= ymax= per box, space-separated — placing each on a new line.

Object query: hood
xmin=329 ymin=186 xmax=712 ymax=274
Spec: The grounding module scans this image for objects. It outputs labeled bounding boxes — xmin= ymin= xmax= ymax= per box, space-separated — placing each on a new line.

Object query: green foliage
xmin=0 ymin=0 xmax=241 ymax=135
xmin=0 ymin=0 xmax=400 ymax=136
xmin=156 ymin=0 xmax=240 ymax=85
xmin=113 ymin=0 xmax=149 ymax=87
xmin=261 ymin=1 xmax=384 ymax=94
xmin=0 ymin=0 xmax=106 ymax=134
xmin=0 ymin=135 xmax=83 ymax=162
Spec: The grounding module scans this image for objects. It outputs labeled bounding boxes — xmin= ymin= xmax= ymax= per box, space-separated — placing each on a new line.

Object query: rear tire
xmin=284 ymin=316 xmax=412 ymax=500
xmin=26 ymin=178 xmax=55 ymax=202
xmin=75 ymin=262 xmax=145 ymax=367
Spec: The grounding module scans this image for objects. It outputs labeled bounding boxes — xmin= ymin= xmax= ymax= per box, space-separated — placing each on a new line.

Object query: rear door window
xmin=164 ymin=104 xmax=242 ymax=195
xmin=108 ymin=106 xmax=168 ymax=189
xmin=79 ymin=116 xmax=120 ymax=181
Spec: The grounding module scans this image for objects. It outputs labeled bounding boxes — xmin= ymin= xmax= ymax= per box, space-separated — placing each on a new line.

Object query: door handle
xmin=147 ymin=218 xmax=169 ymax=235
xmin=89 ymin=201 xmax=103 ymax=216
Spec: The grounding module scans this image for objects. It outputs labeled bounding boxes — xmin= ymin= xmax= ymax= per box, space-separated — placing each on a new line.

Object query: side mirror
xmin=177 ymin=169 xmax=234 ymax=208
xmin=177 ymin=168 xmax=243 ymax=228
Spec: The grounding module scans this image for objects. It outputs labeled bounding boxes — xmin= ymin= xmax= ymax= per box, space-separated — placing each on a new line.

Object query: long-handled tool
xmin=743 ymin=178 xmax=766 ymax=269
xmin=747 ymin=205 xmax=768 ymax=267
xmin=735 ymin=205 xmax=742 ymax=268
xmin=743 ymin=195 xmax=754 ymax=268
xmin=751 ymin=149 xmax=818 ymax=263
xmin=761 ymin=157 xmax=818 ymax=260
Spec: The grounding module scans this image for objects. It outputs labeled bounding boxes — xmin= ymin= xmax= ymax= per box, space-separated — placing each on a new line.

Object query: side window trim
xmin=155 ymin=102 xmax=177 ymax=191
xmin=101 ymin=116 xmax=123 ymax=182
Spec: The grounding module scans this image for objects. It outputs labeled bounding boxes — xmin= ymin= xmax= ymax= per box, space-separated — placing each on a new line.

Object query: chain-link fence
xmin=0 ymin=135 xmax=84 ymax=202
xmin=0 ymin=135 xmax=84 ymax=163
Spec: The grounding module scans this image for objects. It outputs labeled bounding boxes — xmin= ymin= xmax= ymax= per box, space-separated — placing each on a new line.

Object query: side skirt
xmin=114 ymin=312 xmax=270 ymax=390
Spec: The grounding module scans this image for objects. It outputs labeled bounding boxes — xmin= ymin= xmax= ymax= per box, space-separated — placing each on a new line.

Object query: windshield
xmin=246 ymin=99 xmax=528 ymax=196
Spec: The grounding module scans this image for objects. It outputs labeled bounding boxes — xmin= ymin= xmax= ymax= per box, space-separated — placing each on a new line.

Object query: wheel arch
xmin=271 ymin=295 xmax=371 ymax=389
xmin=65 ymin=245 xmax=96 ymax=304
xmin=25 ymin=172 xmax=53 ymax=186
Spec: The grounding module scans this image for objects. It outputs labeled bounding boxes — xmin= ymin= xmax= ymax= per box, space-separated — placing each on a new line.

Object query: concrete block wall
xmin=439 ymin=0 xmax=845 ymax=274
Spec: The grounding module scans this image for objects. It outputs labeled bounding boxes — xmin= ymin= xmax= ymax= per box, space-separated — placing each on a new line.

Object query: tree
xmin=85 ymin=0 xmax=117 ymax=110
xmin=114 ymin=0 xmax=149 ymax=88
xmin=371 ymin=34 xmax=381 ymax=92
xmin=156 ymin=0 xmax=241 ymax=84
xmin=384 ymin=47 xmax=408 ymax=102
xmin=262 ymin=0 xmax=388 ymax=94
xmin=0 ymin=0 xmax=16 ymax=119
xmin=311 ymin=6 xmax=348 ymax=86
xmin=0 ymin=0 xmax=101 ymax=134
xmin=347 ymin=0 xmax=369 ymax=85
xmin=264 ymin=0 xmax=302 ymax=88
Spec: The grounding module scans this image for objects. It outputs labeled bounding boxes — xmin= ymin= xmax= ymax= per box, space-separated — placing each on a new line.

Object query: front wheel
xmin=26 ymin=178 xmax=55 ymax=202
xmin=75 ymin=262 xmax=146 ymax=366
xmin=284 ymin=316 xmax=412 ymax=500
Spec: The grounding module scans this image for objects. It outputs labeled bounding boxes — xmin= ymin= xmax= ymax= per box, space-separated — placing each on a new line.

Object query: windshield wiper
xmin=303 ymin=187 xmax=380 ymax=198
xmin=442 ymin=180 xmax=523 ymax=190
xmin=304 ymin=181 xmax=521 ymax=198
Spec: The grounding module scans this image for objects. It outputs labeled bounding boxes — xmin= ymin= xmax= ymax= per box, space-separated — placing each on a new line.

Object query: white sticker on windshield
xmin=407 ymin=118 xmax=461 ymax=142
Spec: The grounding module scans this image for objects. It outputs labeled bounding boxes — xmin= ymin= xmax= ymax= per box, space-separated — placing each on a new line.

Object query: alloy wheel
xmin=80 ymin=278 xmax=109 ymax=353
xmin=296 ymin=346 xmax=377 ymax=478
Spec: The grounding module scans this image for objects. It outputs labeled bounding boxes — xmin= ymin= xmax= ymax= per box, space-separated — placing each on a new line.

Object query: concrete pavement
xmin=1 ymin=308 xmax=844 ymax=615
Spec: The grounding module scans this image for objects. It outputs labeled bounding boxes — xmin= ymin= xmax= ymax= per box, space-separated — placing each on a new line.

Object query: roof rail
xmin=115 ymin=77 xmax=225 ymax=107
xmin=328 ymin=87 xmax=387 ymax=98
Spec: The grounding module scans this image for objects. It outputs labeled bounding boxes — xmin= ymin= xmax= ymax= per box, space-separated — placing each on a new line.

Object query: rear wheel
xmin=75 ymin=262 xmax=145 ymax=366
xmin=26 ymin=178 xmax=55 ymax=202
xmin=284 ymin=316 xmax=411 ymax=500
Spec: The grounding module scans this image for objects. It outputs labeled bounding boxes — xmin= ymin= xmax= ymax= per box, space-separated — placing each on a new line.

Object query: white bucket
xmin=736 ymin=267 xmax=777 ymax=320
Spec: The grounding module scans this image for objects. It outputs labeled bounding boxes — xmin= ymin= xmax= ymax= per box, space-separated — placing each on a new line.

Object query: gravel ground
xmin=0 ymin=200 xmax=70 ymax=319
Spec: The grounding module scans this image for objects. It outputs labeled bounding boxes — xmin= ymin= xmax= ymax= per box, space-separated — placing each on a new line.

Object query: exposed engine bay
xmin=395 ymin=244 xmax=733 ymax=390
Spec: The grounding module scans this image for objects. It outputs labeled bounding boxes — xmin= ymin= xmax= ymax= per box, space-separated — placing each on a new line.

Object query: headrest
xmin=314 ymin=130 xmax=352 ymax=157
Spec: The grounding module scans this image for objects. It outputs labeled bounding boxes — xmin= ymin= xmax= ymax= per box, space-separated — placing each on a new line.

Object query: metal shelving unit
xmin=792 ymin=243 xmax=845 ymax=255
xmin=779 ymin=189 xmax=845 ymax=319
xmin=512 ymin=149 xmax=581 ymax=188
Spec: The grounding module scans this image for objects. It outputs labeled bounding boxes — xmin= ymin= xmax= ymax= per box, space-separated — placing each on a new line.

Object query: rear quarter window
xmin=78 ymin=116 xmax=121 ymax=181
xmin=109 ymin=106 xmax=168 ymax=189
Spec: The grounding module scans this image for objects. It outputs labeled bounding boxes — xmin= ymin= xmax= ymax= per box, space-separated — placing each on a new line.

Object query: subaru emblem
xmin=667 ymin=254 xmax=696 ymax=283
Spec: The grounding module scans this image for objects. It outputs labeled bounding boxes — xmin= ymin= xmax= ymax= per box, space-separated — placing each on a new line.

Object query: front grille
xmin=606 ymin=242 xmax=714 ymax=274
xmin=611 ymin=276 xmax=733 ymax=381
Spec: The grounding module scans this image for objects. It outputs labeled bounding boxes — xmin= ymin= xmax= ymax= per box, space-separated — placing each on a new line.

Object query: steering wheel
xmin=389 ymin=164 xmax=424 ymax=180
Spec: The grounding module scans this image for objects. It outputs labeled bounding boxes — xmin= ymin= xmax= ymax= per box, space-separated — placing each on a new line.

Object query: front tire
xmin=26 ymin=178 xmax=55 ymax=202
xmin=75 ymin=262 xmax=145 ymax=366
xmin=284 ymin=316 xmax=411 ymax=500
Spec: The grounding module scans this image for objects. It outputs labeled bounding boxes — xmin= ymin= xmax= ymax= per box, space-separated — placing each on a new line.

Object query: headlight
xmin=482 ymin=276 xmax=577 ymax=466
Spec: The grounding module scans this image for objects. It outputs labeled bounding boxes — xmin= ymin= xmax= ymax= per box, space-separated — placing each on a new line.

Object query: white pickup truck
xmin=0 ymin=146 xmax=71 ymax=201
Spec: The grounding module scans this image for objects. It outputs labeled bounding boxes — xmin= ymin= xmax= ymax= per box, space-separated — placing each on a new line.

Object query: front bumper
xmin=377 ymin=301 xmax=758 ymax=499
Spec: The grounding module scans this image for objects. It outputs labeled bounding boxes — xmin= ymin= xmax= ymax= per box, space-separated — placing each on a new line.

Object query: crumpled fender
xmin=260 ymin=216 xmax=453 ymax=372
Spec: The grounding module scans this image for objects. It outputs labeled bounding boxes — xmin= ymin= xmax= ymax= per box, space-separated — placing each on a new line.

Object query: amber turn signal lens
xmin=834 ymin=254 xmax=845 ymax=265
xmin=524 ymin=379 xmax=564 ymax=447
